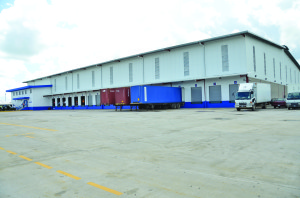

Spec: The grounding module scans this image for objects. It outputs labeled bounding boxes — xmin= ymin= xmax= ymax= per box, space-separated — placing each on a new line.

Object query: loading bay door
xmin=229 ymin=84 xmax=239 ymax=103
xmin=191 ymin=87 xmax=202 ymax=104
xmin=88 ymin=94 xmax=93 ymax=106
xmin=209 ymin=85 xmax=221 ymax=103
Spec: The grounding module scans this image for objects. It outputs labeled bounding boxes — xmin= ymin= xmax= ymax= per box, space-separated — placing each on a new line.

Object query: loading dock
xmin=81 ymin=96 xmax=85 ymax=106
xmin=52 ymin=98 xmax=55 ymax=107
xmin=74 ymin=97 xmax=78 ymax=106
xmin=57 ymin=98 xmax=61 ymax=107
xmin=62 ymin=98 xmax=66 ymax=107
xmin=68 ymin=97 xmax=72 ymax=107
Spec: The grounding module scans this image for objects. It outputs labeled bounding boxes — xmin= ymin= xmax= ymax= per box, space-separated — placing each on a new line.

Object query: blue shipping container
xmin=130 ymin=86 xmax=182 ymax=104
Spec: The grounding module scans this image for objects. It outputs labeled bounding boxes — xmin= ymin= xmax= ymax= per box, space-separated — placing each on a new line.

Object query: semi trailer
xmin=235 ymin=83 xmax=271 ymax=111
xmin=130 ymin=85 xmax=183 ymax=109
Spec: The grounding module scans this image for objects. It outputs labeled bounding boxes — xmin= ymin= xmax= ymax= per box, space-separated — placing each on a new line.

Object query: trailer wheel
xmin=262 ymin=104 xmax=266 ymax=109
xmin=176 ymin=104 xmax=181 ymax=109
xmin=237 ymin=108 xmax=240 ymax=111
xmin=288 ymin=107 xmax=291 ymax=110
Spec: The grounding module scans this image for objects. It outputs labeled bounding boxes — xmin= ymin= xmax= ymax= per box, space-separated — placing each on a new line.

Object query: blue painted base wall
xmin=183 ymin=101 xmax=235 ymax=108
xmin=24 ymin=102 xmax=235 ymax=111
xmin=22 ymin=106 xmax=51 ymax=110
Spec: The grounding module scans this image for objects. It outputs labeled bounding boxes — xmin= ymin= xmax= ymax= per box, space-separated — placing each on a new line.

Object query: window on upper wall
xmin=183 ymin=52 xmax=189 ymax=76
xmin=65 ymin=76 xmax=68 ymax=90
xmin=155 ymin=57 xmax=160 ymax=79
xmin=273 ymin=58 xmax=275 ymax=78
xmin=77 ymin=74 xmax=80 ymax=89
xmin=253 ymin=46 xmax=256 ymax=72
xmin=110 ymin=67 xmax=113 ymax=85
xmin=280 ymin=63 xmax=282 ymax=80
xmin=264 ymin=53 xmax=266 ymax=75
xmin=19 ymin=91 xmax=21 ymax=95
xmin=221 ymin=45 xmax=229 ymax=72
xmin=129 ymin=63 xmax=133 ymax=82
xmin=25 ymin=90 xmax=27 ymax=94
xmin=285 ymin=66 xmax=287 ymax=82
xmin=13 ymin=92 xmax=15 ymax=96
xmin=92 ymin=71 xmax=95 ymax=87
xmin=30 ymin=89 xmax=32 ymax=94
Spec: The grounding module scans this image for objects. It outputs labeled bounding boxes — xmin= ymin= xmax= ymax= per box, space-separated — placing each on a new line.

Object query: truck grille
xmin=291 ymin=103 xmax=299 ymax=107
xmin=239 ymin=103 xmax=246 ymax=105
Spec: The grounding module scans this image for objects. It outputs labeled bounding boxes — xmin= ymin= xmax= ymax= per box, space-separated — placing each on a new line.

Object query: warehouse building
xmin=6 ymin=31 xmax=300 ymax=110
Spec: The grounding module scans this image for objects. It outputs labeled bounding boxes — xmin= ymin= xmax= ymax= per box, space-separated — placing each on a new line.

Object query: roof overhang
xmin=6 ymin=85 xmax=52 ymax=92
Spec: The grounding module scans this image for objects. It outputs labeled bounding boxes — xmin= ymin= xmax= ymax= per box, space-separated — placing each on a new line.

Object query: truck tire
xmin=237 ymin=108 xmax=240 ymax=111
xmin=176 ymin=104 xmax=180 ymax=109
xmin=252 ymin=105 xmax=256 ymax=111
xmin=262 ymin=104 xmax=266 ymax=109
xmin=288 ymin=107 xmax=291 ymax=110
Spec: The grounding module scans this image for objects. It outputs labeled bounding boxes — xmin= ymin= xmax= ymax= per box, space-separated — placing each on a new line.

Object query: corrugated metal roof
xmin=23 ymin=30 xmax=299 ymax=83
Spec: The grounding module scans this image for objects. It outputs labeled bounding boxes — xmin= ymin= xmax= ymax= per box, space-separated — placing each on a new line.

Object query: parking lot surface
xmin=0 ymin=108 xmax=300 ymax=198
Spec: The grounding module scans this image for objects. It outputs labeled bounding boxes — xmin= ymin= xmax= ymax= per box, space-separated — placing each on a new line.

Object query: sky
xmin=0 ymin=0 xmax=299 ymax=103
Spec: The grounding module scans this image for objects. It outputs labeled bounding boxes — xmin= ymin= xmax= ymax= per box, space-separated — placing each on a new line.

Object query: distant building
xmin=6 ymin=31 xmax=300 ymax=110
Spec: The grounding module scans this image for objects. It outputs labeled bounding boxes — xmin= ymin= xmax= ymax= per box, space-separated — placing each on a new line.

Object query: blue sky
xmin=0 ymin=0 xmax=299 ymax=102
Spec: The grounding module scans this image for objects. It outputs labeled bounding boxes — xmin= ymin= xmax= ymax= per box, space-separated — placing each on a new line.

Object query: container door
xmin=209 ymin=85 xmax=221 ymax=103
xmin=229 ymin=84 xmax=239 ymax=103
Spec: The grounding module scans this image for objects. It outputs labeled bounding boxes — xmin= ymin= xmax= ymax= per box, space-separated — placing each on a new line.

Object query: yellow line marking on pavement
xmin=0 ymin=123 xmax=57 ymax=131
xmin=6 ymin=135 xmax=10 ymax=137
xmin=87 ymin=182 xmax=123 ymax=195
xmin=56 ymin=170 xmax=81 ymax=180
xmin=26 ymin=133 xmax=34 ymax=134
xmin=19 ymin=155 xmax=33 ymax=161
xmin=25 ymin=136 xmax=34 ymax=138
xmin=35 ymin=162 xmax=53 ymax=169
xmin=0 ymin=147 xmax=4 ymax=150
xmin=6 ymin=150 xmax=17 ymax=155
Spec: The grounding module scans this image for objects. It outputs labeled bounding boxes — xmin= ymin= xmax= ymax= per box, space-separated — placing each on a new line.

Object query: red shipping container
xmin=115 ymin=87 xmax=131 ymax=105
xmin=100 ymin=89 xmax=115 ymax=105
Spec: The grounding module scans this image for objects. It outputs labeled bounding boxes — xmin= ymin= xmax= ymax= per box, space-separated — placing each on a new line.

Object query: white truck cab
xmin=286 ymin=92 xmax=300 ymax=110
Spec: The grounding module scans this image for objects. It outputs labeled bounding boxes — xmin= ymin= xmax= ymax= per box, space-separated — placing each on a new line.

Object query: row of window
xmin=54 ymin=52 xmax=192 ymax=91
xmin=253 ymin=46 xmax=300 ymax=84
xmin=12 ymin=89 xmax=32 ymax=96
